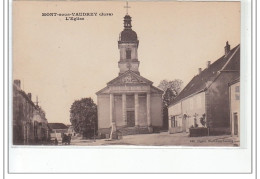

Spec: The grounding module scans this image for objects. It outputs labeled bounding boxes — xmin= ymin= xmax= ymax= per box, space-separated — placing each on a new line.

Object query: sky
xmin=12 ymin=1 xmax=240 ymax=125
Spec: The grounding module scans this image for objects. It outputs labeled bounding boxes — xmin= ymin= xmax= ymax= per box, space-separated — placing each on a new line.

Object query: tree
xmin=163 ymin=88 xmax=175 ymax=107
xmin=70 ymin=98 xmax=97 ymax=138
xmin=158 ymin=79 xmax=183 ymax=96
xmin=200 ymin=113 xmax=206 ymax=127
xmin=158 ymin=79 xmax=183 ymax=129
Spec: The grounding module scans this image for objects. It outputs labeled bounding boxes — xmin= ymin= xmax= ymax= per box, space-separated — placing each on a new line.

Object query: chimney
xmin=207 ymin=61 xmax=211 ymax=68
xmin=224 ymin=41 xmax=230 ymax=56
xmin=14 ymin=80 xmax=21 ymax=88
xmin=198 ymin=68 xmax=202 ymax=75
xmin=27 ymin=93 xmax=32 ymax=100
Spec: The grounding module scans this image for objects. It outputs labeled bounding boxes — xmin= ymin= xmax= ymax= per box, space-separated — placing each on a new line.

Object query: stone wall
xmin=13 ymin=82 xmax=49 ymax=145
xmin=168 ymin=92 xmax=206 ymax=133
xmin=150 ymin=94 xmax=163 ymax=127
xmin=97 ymin=94 xmax=110 ymax=129
xmin=206 ymin=72 xmax=239 ymax=134
xmin=181 ymin=92 xmax=206 ymax=129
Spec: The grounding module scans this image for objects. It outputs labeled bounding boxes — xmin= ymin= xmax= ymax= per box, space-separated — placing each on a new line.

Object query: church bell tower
xmin=118 ymin=8 xmax=140 ymax=76
xmin=96 ymin=3 xmax=164 ymax=137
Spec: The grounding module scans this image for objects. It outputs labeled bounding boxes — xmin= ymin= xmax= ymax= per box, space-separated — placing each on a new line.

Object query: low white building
xmin=67 ymin=125 xmax=77 ymax=136
xmin=48 ymin=123 xmax=68 ymax=140
xmin=168 ymin=92 xmax=206 ymax=134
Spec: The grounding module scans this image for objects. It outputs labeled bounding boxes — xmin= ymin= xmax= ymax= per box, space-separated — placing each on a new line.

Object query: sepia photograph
xmin=12 ymin=0 xmax=241 ymax=147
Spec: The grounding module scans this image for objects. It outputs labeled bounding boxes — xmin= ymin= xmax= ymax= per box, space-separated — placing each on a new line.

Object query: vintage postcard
xmin=12 ymin=0 xmax=241 ymax=148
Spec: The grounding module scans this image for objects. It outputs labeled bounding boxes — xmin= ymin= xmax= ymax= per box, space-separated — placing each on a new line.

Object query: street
xmin=69 ymin=132 xmax=240 ymax=147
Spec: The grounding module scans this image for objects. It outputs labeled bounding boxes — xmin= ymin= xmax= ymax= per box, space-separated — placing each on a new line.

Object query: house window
xmin=178 ymin=115 xmax=183 ymax=127
xmin=171 ymin=116 xmax=175 ymax=127
xmin=235 ymin=86 xmax=240 ymax=92
xmin=235 ymin=85 xmax=240 ymax=100
xmin=171 ymin=115 xmax=182 ymax=127
xmin=126 ymin=49 xmax=131 ymax=59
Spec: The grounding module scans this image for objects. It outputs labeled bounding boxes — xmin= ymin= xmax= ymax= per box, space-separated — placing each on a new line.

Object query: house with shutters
xmin=168 ymin=42 xmax=240 ymax=135
xmin=13 ymin=79 xmax=49 ymax=144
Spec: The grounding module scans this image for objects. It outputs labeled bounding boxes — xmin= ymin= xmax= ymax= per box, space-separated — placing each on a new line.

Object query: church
xmin=96 ymin=11 xmax=163 ymax=137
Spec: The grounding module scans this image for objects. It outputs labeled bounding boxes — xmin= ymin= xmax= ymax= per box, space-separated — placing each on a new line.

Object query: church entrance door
xmin=127 ymin=111 xmax=135 ymax=127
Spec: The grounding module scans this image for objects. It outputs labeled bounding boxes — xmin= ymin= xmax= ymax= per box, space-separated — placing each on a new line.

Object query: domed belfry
xmin=96 ymin=3 xmax=163 ymax=139
xmin=118 ymin=14 xmax=140 ymax=75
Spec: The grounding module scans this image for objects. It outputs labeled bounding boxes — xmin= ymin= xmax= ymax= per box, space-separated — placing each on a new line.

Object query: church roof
xmin=119 ymin=29 xmax=138 ymax=43
xmin=119 ymin=14 xmax=138 ymax=43
xmin=13 ymin=81 xmax=37 ymax=108
xmin=96 ymin=86 xmax=109 ymax=95
xmin=228 ymin=77 xmax=240 ymax=86
xmin=96 ymin=70 xmax=163 ymax=95
xmin=151 ymin=86 xmax=164 ymax=94
xmin=169 ymin=44 xmax=240 ymax=107
xmin=107 ymin=70 xmax=153 ymax=86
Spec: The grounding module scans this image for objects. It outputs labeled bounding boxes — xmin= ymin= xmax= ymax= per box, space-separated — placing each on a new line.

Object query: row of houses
xmin=13 ymin=79 xmax=50 ymax=145
xmin=168 ymin=42 xmax=240 ymax=136
xmin=13 ymin=80 xmax=77 ymax=144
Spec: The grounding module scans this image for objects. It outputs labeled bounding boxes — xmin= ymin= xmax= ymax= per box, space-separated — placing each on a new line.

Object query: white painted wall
xmin=230 ymin=81 xmax=240 ymax=136
xmin=168 ymin=92 xmax=206 ymax=132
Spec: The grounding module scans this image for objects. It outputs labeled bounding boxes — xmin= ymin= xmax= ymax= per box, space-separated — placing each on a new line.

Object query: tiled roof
xmin=13 ymin=83 xmax=36 ymax=107
xmin=96 ymin=70 xmax=163 ymax=95
xmin=170 ymin=44 xmax=240 ymax=106
xmin=48 ymin=123 xmax=69 ymax=130
xmin=228 ymin=77 xmax=240 ymax=86
xmin=151 ymin=85 xmax=164 ymax=94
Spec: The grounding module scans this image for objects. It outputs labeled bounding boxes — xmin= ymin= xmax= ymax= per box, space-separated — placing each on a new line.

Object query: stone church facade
xmin=96 ymin=14 xmax=163 ymax=137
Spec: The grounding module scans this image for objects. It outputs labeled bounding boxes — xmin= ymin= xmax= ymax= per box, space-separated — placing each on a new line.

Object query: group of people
xmin=53 ymin=133 xmax=72 ymax=145
xmin=62 ymin=133 xmax=72 ymax=145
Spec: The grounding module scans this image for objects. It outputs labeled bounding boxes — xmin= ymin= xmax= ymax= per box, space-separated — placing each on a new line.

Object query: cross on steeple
xmin=124 ymin=1 xmax=131 ymax=15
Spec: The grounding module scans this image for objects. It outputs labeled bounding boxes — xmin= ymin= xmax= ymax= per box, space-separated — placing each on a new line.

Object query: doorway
xmin=233 ymin=113 xmax=238 ymax=135
xmin=127 ymin=111 xmax=135 ymax=127
xmin=182 ymin=115 xmax=187 ymax=132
